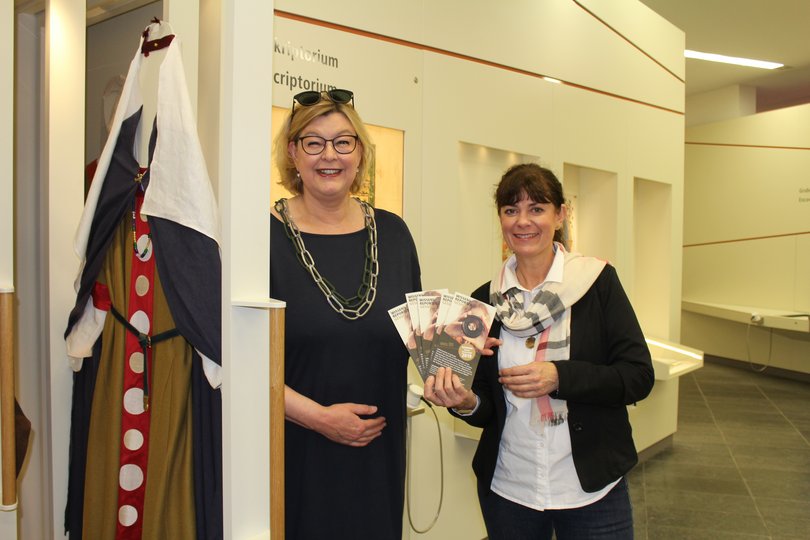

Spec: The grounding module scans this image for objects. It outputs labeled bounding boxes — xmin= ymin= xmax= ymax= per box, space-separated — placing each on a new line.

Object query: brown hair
xmin=495 ymin=163 xmax=567 ymax=247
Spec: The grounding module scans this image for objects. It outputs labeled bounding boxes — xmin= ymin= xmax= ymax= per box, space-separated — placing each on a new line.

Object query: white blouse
xmin=489 ymin=250 xmax=618 ymax=510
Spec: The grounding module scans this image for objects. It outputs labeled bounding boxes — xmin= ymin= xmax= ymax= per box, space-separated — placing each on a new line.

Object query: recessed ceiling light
xmin=684 ymin=49 xmax=783 ymax=70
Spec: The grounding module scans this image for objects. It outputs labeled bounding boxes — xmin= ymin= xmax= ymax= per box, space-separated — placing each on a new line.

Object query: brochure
xmin=389 ymin=290 xmax=496 ymax=389
xmin=387 ymin=303 xmax=423 ymax=379
xmin=405 ymin=292 xmax=426 ymax=377
xmin=427 ymin=293 xmax=496 ymax=389
xmin=417 ymin=289 xmax=447 ymax=367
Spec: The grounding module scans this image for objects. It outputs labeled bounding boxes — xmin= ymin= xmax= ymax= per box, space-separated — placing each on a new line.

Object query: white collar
xmin=500 ymin=246 xmax=565 ymax=294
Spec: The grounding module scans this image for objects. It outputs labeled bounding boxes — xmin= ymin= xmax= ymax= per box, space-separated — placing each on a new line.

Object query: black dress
xmin=270 ymin=208 xmax=421 ymax=540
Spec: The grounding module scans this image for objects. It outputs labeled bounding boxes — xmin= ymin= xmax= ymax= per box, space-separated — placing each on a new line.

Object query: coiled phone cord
xmin=745 ymin=320 xmax=773 ymax=373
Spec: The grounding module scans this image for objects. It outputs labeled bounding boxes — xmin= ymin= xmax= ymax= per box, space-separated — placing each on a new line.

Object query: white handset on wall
xmin=406 ymin=383 xmax=424 ymax=410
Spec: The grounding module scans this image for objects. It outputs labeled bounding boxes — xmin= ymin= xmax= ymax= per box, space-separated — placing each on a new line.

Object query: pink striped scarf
xmin=490 ymin=244 xmax=605 ymax=428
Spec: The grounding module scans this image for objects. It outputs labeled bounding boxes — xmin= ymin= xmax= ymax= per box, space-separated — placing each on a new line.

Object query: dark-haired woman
xmin=424 ymin=163 xmax=653 ymax=539
xmin=270 ymin=90 xmax=421 ymax=539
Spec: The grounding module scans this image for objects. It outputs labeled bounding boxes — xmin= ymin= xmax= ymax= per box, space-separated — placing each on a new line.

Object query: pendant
xmin=525 ymin=336 xmax=536 ymax=349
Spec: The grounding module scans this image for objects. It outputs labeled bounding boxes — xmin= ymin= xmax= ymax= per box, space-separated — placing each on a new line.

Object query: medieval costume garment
xmin=64 ymin=21 xmax=222 ymax=540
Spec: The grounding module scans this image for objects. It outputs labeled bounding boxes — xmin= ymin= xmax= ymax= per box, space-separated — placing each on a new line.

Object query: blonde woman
xmin=271 ymin=89 xmax=421 ymax=540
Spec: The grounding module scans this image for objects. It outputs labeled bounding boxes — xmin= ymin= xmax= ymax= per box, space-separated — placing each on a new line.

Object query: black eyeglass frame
xmin=291 ymin=89 xmax=355 ymax=117
xmin=296 ymin=135 xmax=360 ymax=156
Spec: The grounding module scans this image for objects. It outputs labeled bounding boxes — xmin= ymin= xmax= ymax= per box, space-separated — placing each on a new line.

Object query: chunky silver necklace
xmin=275 ymin=197 xmax=378 ymax=320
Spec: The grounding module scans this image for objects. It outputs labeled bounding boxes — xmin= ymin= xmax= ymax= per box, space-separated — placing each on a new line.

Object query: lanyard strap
xmin=109 ymin=305 xmax=180 ymax=410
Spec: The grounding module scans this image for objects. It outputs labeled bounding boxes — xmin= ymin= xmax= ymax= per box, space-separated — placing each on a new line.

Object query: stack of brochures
xmin=388 ymin=290 xmax=496 ymax=389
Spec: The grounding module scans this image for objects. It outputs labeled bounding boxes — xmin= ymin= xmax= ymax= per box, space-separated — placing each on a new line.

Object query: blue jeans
xmin=478 ymin=477 xmax=634 ymax=540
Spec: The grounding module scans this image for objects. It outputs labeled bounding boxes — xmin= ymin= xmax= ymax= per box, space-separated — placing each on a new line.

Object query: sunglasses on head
xmin=291 ymin=89 xmax=354 ymax=116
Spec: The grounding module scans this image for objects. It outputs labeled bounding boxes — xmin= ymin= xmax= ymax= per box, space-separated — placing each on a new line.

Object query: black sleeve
xmin=552 ymin=265 xmax=654 ymax=406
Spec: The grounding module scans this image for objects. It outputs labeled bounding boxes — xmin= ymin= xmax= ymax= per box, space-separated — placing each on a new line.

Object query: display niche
xmin=457 ymin=142 xmax=539 ymax=273
xmin=562 ymin=164 xmax=617 ymax=263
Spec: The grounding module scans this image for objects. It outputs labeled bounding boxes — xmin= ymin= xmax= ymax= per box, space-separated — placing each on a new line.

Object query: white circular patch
xmin=136 ymin=234 xmax=152 ymax=261
xmin=123 ymin=429 xmax=144 ymax=451
xmin=129 ymin=310 xmax=150 ymax=335
xmin=123 ymin=387 xmax=145 ymax=415
xmin=129 ymin=351 xmax=144 ymax=374
xmin=119 ymin=463 xmax=144 ymax=491
xmin=135 ymin=275 xmax=150 ymax=296
xmin=118 ymin=505 xmax=138 ymax=527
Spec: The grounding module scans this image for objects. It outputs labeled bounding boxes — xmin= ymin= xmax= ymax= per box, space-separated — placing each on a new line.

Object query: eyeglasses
xmin=291 ymin=89 xmax=354 ymax=116
xmin=296 ymin=135 xmax=359 ymax=155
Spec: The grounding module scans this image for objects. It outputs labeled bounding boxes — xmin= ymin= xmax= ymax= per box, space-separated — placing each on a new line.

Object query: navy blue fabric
xmin=478 ymin=478 xmax=634 ymax=540
xmin=64 ymin=109 xmax=155 ymax=338
xmin=192 ymin=351 xmax=223 ymax=540
xmin=64 ymin=339 xmax=102 ymax=536
xmin=150 ymin=217 xmax=221 ymax=364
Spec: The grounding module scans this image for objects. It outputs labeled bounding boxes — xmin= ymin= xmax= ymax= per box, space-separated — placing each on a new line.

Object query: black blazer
xmin=452 ymin=264 xmax=654 ymax=493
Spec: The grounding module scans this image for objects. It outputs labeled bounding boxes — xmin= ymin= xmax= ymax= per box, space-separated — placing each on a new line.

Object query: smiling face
xmin=288 ymin=111 xmax=363 ymax=202
xmin=499 ymin=193 xmax=565 ymax=263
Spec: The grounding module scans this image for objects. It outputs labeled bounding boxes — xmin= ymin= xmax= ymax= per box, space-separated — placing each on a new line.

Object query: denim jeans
xmin=478 ymin=477 xmax=634 ymax=540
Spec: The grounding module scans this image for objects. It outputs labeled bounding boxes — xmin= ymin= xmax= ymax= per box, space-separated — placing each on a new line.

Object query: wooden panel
xmin=269 ymin=307 xmax=285 ymax=539
xmin=0 ymin=292 xmax=15 ymax=506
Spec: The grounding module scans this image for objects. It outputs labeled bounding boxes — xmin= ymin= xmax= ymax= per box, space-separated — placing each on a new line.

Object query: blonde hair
xmin=273 ymin=99 xmax=374 ymax=195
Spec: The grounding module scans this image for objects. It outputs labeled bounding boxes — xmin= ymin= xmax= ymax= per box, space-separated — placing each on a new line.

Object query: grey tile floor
xmin=628 ymin=360 xmax=810 ymax=539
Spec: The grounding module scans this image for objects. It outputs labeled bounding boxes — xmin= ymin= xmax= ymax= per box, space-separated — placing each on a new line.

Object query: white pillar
xmin=44 ymin=0 xmax=86 ymax=537
xmin=0 ymin=0 xmax=13 ymax=291
xmin=212 ymin=0 xmax=274 ymax=537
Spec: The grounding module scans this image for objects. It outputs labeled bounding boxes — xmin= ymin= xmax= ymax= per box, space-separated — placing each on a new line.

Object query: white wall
xmin=683 ymin=104 xmax=810 ymax=374
xmin=685 ymin=84 xmax=757 ymax=128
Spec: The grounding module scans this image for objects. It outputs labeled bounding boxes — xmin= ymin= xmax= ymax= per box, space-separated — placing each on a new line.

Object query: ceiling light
xmin=684 ymin=49 xmax=783 ymax=70
xmin=543 ymin=76 xmax=562 ymax=84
